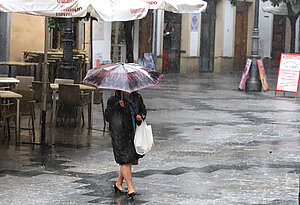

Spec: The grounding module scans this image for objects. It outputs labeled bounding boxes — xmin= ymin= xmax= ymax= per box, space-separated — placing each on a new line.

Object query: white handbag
xmin=134 ymin=120 xmax=153 ymax=155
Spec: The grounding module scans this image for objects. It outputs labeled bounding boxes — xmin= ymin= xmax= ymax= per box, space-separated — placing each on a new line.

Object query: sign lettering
xmin=142 ymin=0 xmax=158 ymax=5
xmin=275 ymin=53 xmax=300 ymax=99
xmin=130 ymin=8 xmax=146 ymax=14
xmin=57 ymin=0 xmax=76 ymax=3
xmin=238 ymin=59 xmax=252 ymax=90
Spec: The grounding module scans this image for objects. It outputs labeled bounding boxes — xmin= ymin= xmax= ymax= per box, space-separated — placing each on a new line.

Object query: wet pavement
xmin=0 ymin=71 xmax=300 ymax=204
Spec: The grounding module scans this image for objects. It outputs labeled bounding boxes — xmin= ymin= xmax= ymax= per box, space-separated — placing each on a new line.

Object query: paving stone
xmin=0 ymin=72 xmax=299 ymax=204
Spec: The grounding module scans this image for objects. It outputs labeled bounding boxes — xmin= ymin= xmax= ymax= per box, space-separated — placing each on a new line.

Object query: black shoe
xmin=127 ymin=192 xmax=137 ymax=199
xmin=114 ymin=184 xmax=127 ymax=194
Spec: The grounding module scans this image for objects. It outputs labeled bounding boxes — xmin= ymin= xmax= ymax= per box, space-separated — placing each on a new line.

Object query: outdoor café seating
xmin=0 ymin=96 xmax=17 ymax=142
xmin=56 ymin=84 xmax=91 ymax=126
xmin=54 ymin=78 xmax=74 ymax=85
xmin=0 ymin=74 xmax=10 ymax=90
xmin=32 ymin=81 xmax=53 ymax=103
xmin=23 ymin=50 xmax=88 ymax=83
xmin=93 ymin=88 xmax=106 ymax=129
xmin=16 ymin=76 xmax=34 ymax=90
xmin=32 ymin=81 xmax=53 ymax=123
xmin=12 ymin=88 xmax=35 ymax=143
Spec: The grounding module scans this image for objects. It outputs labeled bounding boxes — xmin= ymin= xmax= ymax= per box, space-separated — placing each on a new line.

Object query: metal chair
xmin=12 ymin=88 xmax=36 ymax=143
xmin=56 ymin=84 xmax=91 ymax=126
xmin=0 ymin=97 xmax=17 ymax=143
xmin=32 ymin=81 xmax=53 ymax=125
xmin=16 ymin=76 xmax=34 ymax=90
xmin=93 ymin=88 xmax=106 ymax=129
xmin=32 ymin=81 xmax=52 ymax=103
xmin=54 ymin=78 xmax=74 ymax=85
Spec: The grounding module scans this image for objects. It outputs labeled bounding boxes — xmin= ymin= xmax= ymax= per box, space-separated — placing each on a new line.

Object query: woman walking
xmin=105 ymin=90 xmax=147 ymax=198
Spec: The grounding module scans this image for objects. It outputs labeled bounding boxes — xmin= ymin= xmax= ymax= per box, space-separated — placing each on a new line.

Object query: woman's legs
xmin=120 ymin=163 xmax=135 ymax=194
xmin=116 ymin=169 xmax=125 ymax=190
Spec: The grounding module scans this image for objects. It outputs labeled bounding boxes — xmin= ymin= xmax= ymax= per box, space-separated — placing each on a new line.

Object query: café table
xmin=0 ymin=77 xmax=20 ymax=84
xmin=0 ymin=77 xmax=20 ymax=89
xmin=23 ymin=50 xmax=87 ymax=82
xmin=0 ymin=61 xmax=38 ymax=79
xmin=0 ymin=90 xmax=22 ymax=144
xmin=50 ymin=83 xmax=96 ymax=128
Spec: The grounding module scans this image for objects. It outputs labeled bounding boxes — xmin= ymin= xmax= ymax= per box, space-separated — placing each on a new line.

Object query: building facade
xmin=1 ymin=1 xmax=299 ymax=76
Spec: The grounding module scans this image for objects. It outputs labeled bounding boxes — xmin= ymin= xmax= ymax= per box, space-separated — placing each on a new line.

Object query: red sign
xmin=57 ymin=0 xmax=76 ymax=3
xmin=130 ymin=8 xmax=146 ymax=14
xmin=238 ymin=59 xmax=252 ymax=90
xmin=257 ymin=59 xmax=269 ymax=91
xmin=143 ymin=0 xmax=158 ymax=5
xmin=275 ymin=53 xmax=300 ymax=99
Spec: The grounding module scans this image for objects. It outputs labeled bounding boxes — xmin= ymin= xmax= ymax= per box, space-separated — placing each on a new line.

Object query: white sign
xmin=238 ymin=59 xmax=252 ymax=90
xmin=276 ymin=53 xmax=300 ymax=94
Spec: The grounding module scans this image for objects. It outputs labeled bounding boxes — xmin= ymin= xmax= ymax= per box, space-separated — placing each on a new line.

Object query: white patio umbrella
xmin=0 ymin=0 xmax=207 ymax=142
xmin=141 ymin=0 xmax=207 ymax=13
xmin=0 ymin=0 xmax=151 ymax=143
xmin=0 ymin=0 xmax=149 ymax=20
xmin=262 ymin=3 xmax=300 ymax=15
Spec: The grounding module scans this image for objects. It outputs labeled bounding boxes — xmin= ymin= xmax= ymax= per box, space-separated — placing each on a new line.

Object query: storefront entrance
xmin=199 ymin=0 xmax=216 ymax=72
xmin=162 ymin=11 xmax=182 ymax=73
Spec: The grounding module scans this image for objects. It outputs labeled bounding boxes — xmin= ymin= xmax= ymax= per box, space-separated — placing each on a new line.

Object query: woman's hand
xmin=136 ymin=115 xmax=143 ymax=121
xmin=119 ymin=100 xmax=124 ymax=107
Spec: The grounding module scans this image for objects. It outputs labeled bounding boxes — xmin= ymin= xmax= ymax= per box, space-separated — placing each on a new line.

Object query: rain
xmin=0 ymin=0 xmax=299 ymax=205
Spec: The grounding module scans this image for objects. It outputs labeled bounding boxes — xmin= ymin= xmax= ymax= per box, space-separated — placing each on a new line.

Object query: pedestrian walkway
xmin=0 ymin=71 xmax=299 ymax=204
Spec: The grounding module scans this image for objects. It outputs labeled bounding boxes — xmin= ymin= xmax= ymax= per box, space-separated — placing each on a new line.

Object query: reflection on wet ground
xmin=0 ymin=72 xmax=299 ymax=204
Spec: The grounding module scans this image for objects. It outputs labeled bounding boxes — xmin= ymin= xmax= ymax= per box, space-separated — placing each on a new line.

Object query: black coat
xmin=105 ymin=91 xmax=147 ymax=165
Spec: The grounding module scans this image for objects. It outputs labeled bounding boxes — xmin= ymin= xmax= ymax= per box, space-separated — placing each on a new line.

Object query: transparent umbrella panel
xmin=82 ymin=63 xmax=163 ymax=93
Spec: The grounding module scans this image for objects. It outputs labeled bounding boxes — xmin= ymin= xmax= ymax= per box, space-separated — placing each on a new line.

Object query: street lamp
xmin=59 ymin=18 xmax=77 ymax=79
xmin=245 ymin=0 xmax=262 ymax=91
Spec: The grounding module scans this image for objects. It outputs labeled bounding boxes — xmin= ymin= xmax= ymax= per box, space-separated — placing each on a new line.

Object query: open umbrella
xmin=82 ymin=63 xmax=163 ymax=93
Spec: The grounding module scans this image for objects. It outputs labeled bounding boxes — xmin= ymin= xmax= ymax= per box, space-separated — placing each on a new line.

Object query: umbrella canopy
xmin=262 ymin=3 xmax=300 ymax=15
xmin=142 ymin=0 xmax=207 ymax=13
xmin=0 ymin=0 xmax=207 ymax=21
xmin=82 ymin=63 xmax=163 ymax=93
xmin=0 ymin=0 xmax=149 ymax=21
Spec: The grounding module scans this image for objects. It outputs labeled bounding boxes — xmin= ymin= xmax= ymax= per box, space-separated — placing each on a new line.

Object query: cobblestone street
xmin=0 ymin=72 xmax=299 ymax=204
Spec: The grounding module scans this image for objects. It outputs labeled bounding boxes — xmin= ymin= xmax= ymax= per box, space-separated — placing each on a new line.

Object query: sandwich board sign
xmin=275 ymin=53 xmax=300 ymax=99
xmin=239 ymin=59 xmax=252 ymax=90
xmin=257 ymin=59 xmax=269 ymax=91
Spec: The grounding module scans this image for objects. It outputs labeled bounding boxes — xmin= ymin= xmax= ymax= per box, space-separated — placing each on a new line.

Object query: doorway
xmin=233 ymin=2 xmax=248 ymax=70
xmin=234 ymin=3 xmax=249 ymax=70
xmin=139 ymin=11 xmax=153 ymax=59
xmin=199 ymin=0 xmax=216 ymax=72
xmin=271 ymin=15 xmax=286 ymax=67
xmin=162 ymin=11 xmax=182 ymax=73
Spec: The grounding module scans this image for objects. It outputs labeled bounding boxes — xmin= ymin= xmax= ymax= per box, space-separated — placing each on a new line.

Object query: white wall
xmin=223 ymin=0 xmax=234 ymax=57
xmin=92 ymin=21 xmax=112 ymax=68
xmin=156 ymin=10 xmax=162 ymax=56
xmin=296 ymin=18 xmax=300 ymax=52
xmin=134 ymin=20 xmax=139 ymax=61
xmin=259 ymin=0 xmax=272 ymax=58
xmin=222 ymin=0 xmax=272 ymax=58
